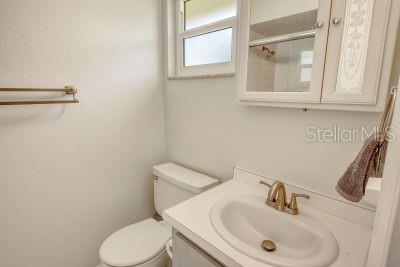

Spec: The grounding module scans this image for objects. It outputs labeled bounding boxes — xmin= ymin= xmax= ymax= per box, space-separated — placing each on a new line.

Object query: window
xmin=183 ymin=28 xmax=233 ymax=67
xmin=166 ymin=0 xmax=238 ymax=78
xmin=300 ymin=50 xmax=314 ymax=82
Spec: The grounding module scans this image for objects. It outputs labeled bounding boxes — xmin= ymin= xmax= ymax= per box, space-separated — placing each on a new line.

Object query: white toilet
xmin=98 ymin=163 xmax=218 ymax=267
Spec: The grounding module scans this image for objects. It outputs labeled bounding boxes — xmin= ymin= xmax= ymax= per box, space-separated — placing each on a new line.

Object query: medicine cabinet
xmin=238 ymin=0 xmax=397 ymax=111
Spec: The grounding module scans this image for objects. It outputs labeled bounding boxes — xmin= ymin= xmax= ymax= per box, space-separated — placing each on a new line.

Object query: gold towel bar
xmin=0 ymin=86 xmax=79 ymax=105
xmin=378 ymin=86 xmax=397 ymax=140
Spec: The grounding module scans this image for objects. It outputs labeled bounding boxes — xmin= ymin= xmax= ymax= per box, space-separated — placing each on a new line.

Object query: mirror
xmin=246 ymin=0 xmax=319 ymax=93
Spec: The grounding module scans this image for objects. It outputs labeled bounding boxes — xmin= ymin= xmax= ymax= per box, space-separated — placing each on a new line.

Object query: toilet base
xmin=98 ymin=249 xmax=169 ymax=267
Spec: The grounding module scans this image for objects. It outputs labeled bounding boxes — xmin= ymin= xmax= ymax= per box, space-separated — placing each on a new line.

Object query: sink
xmin=210 ymin=195 xmax=339 ymax=267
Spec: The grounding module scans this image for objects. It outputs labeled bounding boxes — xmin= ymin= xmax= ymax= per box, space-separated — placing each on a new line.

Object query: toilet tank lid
xmin=153 ymin=163 xmax=219 ymax=194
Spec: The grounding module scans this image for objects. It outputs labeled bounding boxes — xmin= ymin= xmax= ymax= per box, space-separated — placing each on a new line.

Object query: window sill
xmin=166 ymin=73 xmax=236 ymax=80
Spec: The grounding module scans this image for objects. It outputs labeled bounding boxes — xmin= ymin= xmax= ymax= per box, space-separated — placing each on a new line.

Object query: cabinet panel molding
xmin=337 ymin=0 xmax=374 ymax=92
xmin=322 ymin=0 xmax=391 ymax=104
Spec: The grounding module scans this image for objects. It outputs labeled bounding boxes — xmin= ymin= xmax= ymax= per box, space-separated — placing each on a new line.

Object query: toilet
xmin=98 ymin=163 xmax=219 ymax=267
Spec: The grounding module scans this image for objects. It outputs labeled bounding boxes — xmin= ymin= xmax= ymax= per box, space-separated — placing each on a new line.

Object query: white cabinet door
xmin=172 ymin=233 xmax=223 ymax=267
xmin=239 ymin=0 xmax=332 ymax=103
xmin=322 ymin=0 xmax=391 ymax=104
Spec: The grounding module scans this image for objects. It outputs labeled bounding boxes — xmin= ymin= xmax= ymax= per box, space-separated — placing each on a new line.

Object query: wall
xmin=247 ymin=38 xmax=314 ymax=92
xmin=185 ymin=0 xmax=237 ymax=30
xmin=0 ymin=1 xmax=165 ymax=267
xmin=246 ymin=44 xmax=276 ymax=92
xmin=388 ymin=198 xmax=400 ymax=267
xmin=165 ymin=77 xmax=382 ymax=199
xmin=250 ymin=0 xmax=319 ymax=24
xmin=386 ymin=27 xmax=400 ymax=267
xmin=164 ymin=9 xmax=400 ymax=201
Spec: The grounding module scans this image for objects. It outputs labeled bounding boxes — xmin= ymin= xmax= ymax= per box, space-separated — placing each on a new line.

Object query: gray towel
xmin=336 ymin=136 xmax=388 ymax=202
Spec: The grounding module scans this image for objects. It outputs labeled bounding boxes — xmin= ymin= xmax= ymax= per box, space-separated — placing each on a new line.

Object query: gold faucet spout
xmin=268 ymin=181 xmax=287 ymax=211
xmin=259 ymin=180 xmax=309 ymax=215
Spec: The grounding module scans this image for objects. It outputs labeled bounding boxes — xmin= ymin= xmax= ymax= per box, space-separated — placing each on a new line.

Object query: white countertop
xmin=164 ymin=179 xmax=372 ymax=267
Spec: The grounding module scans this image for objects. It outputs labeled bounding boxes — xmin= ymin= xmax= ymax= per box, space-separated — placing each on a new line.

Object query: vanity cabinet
xmin=238 ymin=0 xmax=396 ymax=111
xmin=172 ymin=232 xmax=224 ymax=267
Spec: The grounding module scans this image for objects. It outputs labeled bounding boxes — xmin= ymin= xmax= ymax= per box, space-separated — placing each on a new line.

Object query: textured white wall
xmin=164 ymin=77 xmax=383 ymax=199
xmin=0 ymin=1 xmax=165 ymax=267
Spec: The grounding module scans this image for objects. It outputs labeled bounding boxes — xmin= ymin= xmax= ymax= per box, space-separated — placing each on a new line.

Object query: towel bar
xmin=0 ymin=86 xmax=79 ymax=105
xmin=378 ymin=86 xmax=397 ymax=139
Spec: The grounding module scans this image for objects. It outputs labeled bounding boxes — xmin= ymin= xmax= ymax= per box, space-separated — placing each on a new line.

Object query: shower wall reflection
xmin=246 ymin=0 xmax=319 ymax=93
xmin=247 ymin=38 xmax=315 ymax=92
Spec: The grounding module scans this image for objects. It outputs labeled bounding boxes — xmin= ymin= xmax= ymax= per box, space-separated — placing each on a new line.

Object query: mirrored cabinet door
xmin=240 ymin=0 xmax=332 ymax=103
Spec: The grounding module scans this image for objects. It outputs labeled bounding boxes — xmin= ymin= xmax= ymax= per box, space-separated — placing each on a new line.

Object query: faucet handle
xmin=260 ymin=181 xmax=274 ymax=207
xmin=259 ymin=180 xmax=272 ymax=189
xmin=287 ymin=193 xmax=310 ymax=215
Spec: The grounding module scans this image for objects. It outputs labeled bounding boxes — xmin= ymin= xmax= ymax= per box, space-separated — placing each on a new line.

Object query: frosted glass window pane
xmin=301 ymin=67 xmax=312 ymax=82
xmin=184 ymin=0 xmax=237 ymax=30
xmin=301 ymin=51 xmax=314 ymax=65
xmin=184 ymin=28 xmax=232 ymax=67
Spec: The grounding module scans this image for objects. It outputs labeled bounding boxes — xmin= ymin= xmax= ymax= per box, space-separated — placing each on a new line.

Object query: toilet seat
xmin=100 ymin=219 xmax=171 ymax=267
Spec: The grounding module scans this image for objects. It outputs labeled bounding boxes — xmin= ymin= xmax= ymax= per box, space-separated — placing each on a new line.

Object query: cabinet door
xmin=172 ymin=233 xmax=223 ymax=267
xmin=239 ymin=0 xmax=332 ymax=103
xmin=322 ymin=0 xmax=391 ymax=104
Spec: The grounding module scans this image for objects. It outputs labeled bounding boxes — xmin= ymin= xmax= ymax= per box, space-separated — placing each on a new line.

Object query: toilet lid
xmin=100 ymin=219 xmax=171 ymax=267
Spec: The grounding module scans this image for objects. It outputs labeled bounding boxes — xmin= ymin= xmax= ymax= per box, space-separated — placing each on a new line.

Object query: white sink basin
xmin=210 ymin=195 xmax=339 ymax=267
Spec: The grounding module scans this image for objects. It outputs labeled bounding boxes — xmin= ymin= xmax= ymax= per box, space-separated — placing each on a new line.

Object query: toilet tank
xmin=153 ymin=163 xmax=219 ymax=216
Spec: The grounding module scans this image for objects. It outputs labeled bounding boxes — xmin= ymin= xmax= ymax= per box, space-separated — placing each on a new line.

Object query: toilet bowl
xmin=98 ymin=163 xmax=218 ymax=267
xmin=99 ymin=219 xmax=171 ymax=267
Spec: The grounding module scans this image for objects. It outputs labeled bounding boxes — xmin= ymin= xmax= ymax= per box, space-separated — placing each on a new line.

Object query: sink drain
xmin=261 ymin=240 xmax=276 ymax=252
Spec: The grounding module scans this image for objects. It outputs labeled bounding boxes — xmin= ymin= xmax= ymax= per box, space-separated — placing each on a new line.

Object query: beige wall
xmin=0 ymin=1 xmax=165 ymax=267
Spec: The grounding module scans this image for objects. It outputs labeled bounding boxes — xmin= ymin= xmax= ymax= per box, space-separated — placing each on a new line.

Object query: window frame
xmin=173 ymin=0 xmax=239 ymax=78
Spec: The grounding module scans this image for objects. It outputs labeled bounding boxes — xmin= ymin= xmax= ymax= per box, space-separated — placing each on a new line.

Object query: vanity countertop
xmin=163 ymin=178 xmax=372 ymax=267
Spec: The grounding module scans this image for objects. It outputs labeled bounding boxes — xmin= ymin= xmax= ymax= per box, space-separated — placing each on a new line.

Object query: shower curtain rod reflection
xmin=249 ymin=29 xmax=316 ymax=47
xmin=0 ymin=86 xmax=79 ymax=105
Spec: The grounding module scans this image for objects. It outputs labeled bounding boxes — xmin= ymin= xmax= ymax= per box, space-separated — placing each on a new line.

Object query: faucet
xmin=260 ymin=180 xmax=310 ymax=215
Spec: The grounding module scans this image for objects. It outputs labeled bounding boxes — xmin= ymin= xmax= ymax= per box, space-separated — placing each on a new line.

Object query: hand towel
xmin=336 ymin=136 xmax=388 ymax=202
